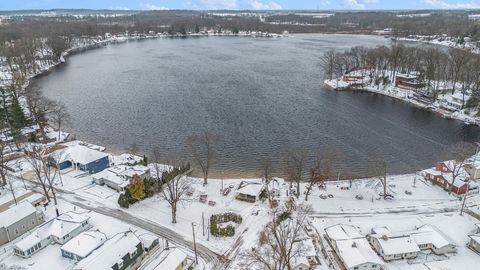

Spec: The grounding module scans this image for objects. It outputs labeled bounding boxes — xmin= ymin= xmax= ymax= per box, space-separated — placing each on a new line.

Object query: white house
xmin=14 ymin=212 xmax=91 ymax=258
xmin=61 ymin=231 xmax=107 ymax=261
xmin=468 ymin=234 xmax=480 ymax=253
xmin=411 ymin=225 xmax=457 ymax=255
xmin=325 ymin=224 xmax=383 ymax=270
xmin=336 ymin=238 xmax=384 ymax=270
xmin=141 ymin=248 xmax=192 ymax=270
xmin=367 ymin=232 xmax=420 ymax=261
xmin=74 ymin=231 xmax=145 ymax=270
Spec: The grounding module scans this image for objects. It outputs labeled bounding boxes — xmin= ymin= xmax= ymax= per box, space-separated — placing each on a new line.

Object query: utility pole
xmin=192 ymin=222 xmax=198 ymax=264
xmin=202 ymin=212 xmax=205 ymax=237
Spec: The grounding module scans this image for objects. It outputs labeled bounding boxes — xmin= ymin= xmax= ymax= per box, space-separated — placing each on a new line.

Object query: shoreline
xmin=323 ymin=79 xmax=479 ymax=126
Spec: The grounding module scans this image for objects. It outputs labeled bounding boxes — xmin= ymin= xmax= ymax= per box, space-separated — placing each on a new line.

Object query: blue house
xmin=51 ymin=145 xmax=110 ymax=174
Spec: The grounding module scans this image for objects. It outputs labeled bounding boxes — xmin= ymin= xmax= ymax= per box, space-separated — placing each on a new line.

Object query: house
xmin=93 ymin=165 xmax=151 ymax=192
xmin=395 ymin=73 xmax=425 ymax=90
xmin=411 ymin=225 xmax=457 ymax=255
xmin=421 ymin=161 xmax=471 ymax=195
xmin=440 ymin=92 xmax=470 ymax=111
xmin=92 ymin=169 xmax=128 ymax=192
xmin=468 ymin=234 xmax=480 ymax=253
xmin=367 ymin=228 xmax=420 ymax=261
xmin=324 ymin=224 xmax=384 ymax=270
xmin=74 ymin=231 xmax=145 ymax=270
xmin=335 ymin=238 xmax=384 ymax=270
xmin=13 ymin=211 xmax=91 ymax=258
xmin=138 ymin=233 xmax=160 ymax=253
xmin=140 ymin=248 xmax=191 ymax=270
xmin=235 ymin=182 xmax=264 ymax=202
xmin=0 ymin=201 xmax=44 ymax=246
xmin=50 ymin=145 xmax=110 ymax=174
xmin=61 ymin=231 xmax=107 ymax=261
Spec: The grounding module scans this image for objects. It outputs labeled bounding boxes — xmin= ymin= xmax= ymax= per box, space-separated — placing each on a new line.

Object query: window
xmin=32 ymin=219 xmax=35 ymax=225
xmin=131 ymin=249 xmax=137 ymax=257
xmin=22 ymin=225 xmax=25 ymax=229
xmin=118 ymin=261 xmax=124 ymax=269
xmin=354 ymin=267 xmax=359 ymax=270
xmin=15 ymin=228 xmax=18 ymax=235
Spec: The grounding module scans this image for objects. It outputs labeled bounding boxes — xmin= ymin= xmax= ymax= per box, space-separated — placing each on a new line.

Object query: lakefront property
xmin=3 ymin=5 xmax=480 ymax=270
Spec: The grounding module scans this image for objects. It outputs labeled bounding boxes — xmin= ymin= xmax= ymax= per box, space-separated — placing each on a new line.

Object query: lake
xmin=35 ymin=34 xmax=480 ymax=178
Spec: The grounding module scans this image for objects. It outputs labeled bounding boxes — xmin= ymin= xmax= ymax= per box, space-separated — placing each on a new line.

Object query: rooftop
xmin=0 ymin=201 xmax=37 ymax=228
xmin=336 ymin=238 xmax=384 ymax=268
xmin=51 ymin=145 xmax=108 ymax=165
xmin=61 ymin=231 xmax=107 ymax=258
xmin=325 ymin=224 xmax=363 ymax=241
xmin=74 ymin=231 xmax=141 ymax=270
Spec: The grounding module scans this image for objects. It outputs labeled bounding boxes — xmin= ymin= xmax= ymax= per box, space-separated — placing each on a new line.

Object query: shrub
xmin=210 ymin=212 xmax=242 ymax=237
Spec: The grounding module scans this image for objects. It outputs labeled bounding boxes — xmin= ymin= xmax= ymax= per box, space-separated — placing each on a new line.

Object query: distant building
xmin=395 ymin=74 xmax=425 ymax=90
xmin=0 ymin=202 xmax=44 ymax=246
xmin=13 ymin=211 xmax=91 ymax=258
xmin=61 ymin=231 xmax=107 ymax=261
xmin=74 ymin=231 xmax=145 ymax=270
xmin=50 ymin=145 xmax=110 ymax=174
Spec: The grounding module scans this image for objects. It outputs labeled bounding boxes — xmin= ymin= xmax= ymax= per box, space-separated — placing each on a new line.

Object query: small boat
xmin=464 ymin=121 xmax=471 ymax=125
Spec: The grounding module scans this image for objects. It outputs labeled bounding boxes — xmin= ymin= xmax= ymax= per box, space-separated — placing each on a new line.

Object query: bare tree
xmin=448 ymin=48 xmax=470 ymax=94
xmin=160 ymin=163 xmax=192 ymax=223
xmin=305 ymin=152 xmax=334 ymax=201
xmin=259 ymin=158 xmax=276 ymax=206
xmin=284 ymin=147 xmax=308 ymax=198
xmin=24 ymin=145 xmax=59 ymax=205
xmin=320 ymin=49 xmax=338 ymax=80
xmin=50 ymin=102 xmax=70 ymax=142
xmin=370 ymin=159 xmax=389 ymax=200
xmin=186 ymin=131 xmax=218 ymax=186
xmin=444 ymin=142 xmax=476 ymax=194
xmin=241 ymin=202 xmax=313 ymax=270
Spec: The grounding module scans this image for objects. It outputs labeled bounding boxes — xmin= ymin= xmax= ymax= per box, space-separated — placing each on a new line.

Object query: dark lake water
xmin=35 ymin=34 xmax=480 ymax=178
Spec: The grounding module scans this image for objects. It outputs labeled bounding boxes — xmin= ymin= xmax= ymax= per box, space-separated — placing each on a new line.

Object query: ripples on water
xmin=35 ymin=34 xmax=480 ymax=178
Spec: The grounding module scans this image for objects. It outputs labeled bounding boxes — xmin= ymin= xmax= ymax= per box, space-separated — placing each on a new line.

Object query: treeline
xmin=321 ymin=43 xmax=480 ymax=104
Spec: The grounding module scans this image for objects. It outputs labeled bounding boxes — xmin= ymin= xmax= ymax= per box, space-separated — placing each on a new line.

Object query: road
xmin=66 ymin=198 xmax=225 ymax=269
xmin=16 ymin=172 xmax=226 ymax=269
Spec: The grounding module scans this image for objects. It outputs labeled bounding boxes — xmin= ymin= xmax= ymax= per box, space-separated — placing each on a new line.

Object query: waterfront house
xmin=439 ymin=92 xmax=469 ymax=111
xmin=0 ymin=202 xmax=45 ymax=246
xmin=395 ymin=73 xmax=425 ymax=90
xmin=421 ymin=161 xmax=472 ymax=195
xmin=93 ymin=165 xmax=151 ymax=192
xmin=61 ymin=231 xmax=107 ymax=261
xmin=50 ymin=145 xmax=110 ymax=174
xmin=235 ymin=181 xmax=264 ymax=202
xmin=74 ymin=231 xmax=145 ymax=270
xmin=13 ymin=211 xmax=91 ymax=258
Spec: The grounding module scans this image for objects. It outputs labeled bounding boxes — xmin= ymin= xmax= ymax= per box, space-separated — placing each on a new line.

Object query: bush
xmin=118 ymin=188 xmax=138 ymax=208
xmin=210 ymin=212 xmax=242 ymax=237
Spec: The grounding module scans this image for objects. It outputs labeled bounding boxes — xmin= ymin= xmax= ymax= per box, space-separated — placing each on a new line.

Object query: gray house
xmin=0 ymin=201 xmax=44 ymax=246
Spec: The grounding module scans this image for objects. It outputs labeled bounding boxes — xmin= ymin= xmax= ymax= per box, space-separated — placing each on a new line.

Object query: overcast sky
xmin=1 ymin=0 xmax=480 ymax=11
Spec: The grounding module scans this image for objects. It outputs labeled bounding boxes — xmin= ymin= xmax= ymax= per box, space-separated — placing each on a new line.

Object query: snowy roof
xmin=370 ymin=234 xmax=420 ymax=255
xmin=469 ymin=234 xmax=480 ymax=244
xmin=325 ymin=224 xmax=363 ymax=241
xmin=411 ymin=225 xmax=452 ymax=249
xmin=336 ymin=238 xmax=384 ymax=268
xmin=61 ymin=231 xmax=107 ymax=258
xmin=0 ymin=201 xmax=37 ymax=228
xmin=74 ymin=231 xmax=141 ymax=270
xmin=144 ymin=248 xmax=188 ymax=270
xmin=92 ymin=169 xmax=126 ymax=186
xmin=371 ymin=227 xmax=391 ymax=235
xmin=235 ymin=183 xmax=264 ymax=197
xmin=51 ymin=145 xmax=108 ymax=165
xmin=138 ymin=233 xmax=159 ymax=249
xmin=15 ymin=211 xmax=89 ymax=251
xmin=120 ymin=165 xmax=150 ymax=178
